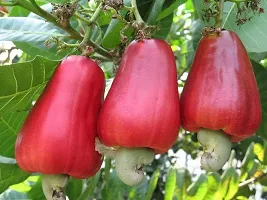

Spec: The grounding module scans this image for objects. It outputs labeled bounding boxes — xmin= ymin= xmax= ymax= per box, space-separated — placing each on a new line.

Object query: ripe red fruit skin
xmin=15 ymin=56 xmax=105 ymax=179
xmin=98 ymin=39 xmax=180 ymax=154
xmin=180 ymin=30 xmax=262 ymax=142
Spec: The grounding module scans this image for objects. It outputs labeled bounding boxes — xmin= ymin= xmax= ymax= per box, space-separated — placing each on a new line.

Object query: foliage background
xmin=0 ymin=0 xmax=267 ymax=199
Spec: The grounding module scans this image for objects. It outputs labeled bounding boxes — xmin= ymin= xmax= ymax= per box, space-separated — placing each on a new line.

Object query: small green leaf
xmin=102 ymin=19 xmax=134 ymax=49
xmin=153 ymin=13 xmax=174 ymax=39
xmin=146 ymin=0 xmax=165 ymax=25
xmin=157 ymin=0 xmax=186 ymax=21
xmin=240 ymin=143 xmax=255 ymax=181
xmin=66 ymin=178 xmax=83 ymax=200
xmin=185 ymin=174 xmax=208 ymax=200
xmin=203 ymin=172 xmax=221 ymax=200
xmin=164 ymin=168 xmax=176 ymax=200
xmin=252 ymin=61 xmax=267 ymax=140
xmin=102 ymin=171 xmax=128 ymax=200
xmin=176 ymin=168 xmax=191 ymax=200
xmin=0 ymin=162 xmax=29 ymax=193
xmin=27 ymin=177 xmax=45 ymax=200
xmin=145 ymin=169 xmax=160 ymax=200
xmin=77 ymin=171 xmax=101 ymax=200
xmin=219 ymin=167 xmax=239 ymax=200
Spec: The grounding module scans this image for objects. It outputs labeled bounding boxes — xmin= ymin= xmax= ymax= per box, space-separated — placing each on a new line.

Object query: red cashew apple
xmin=97 ymin=39 xmax=180 ymax=186
xmin=180 ymin=30 xmax=262 ymax=172
xmin=15 ymin=56 xmax=105 ymax=200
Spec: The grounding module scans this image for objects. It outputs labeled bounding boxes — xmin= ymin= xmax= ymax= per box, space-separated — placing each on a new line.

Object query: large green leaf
xmin=193 ymin=0 xmax=267 ymax=52
xmin=224 ymin=1 xmax=267 ymax=52
xmin=0 ymin=57 xmax=59 ymax=159
xmin=0 ymin=56 xmax=59 ymax=117
xmin=0 ymin=17 xmax=67 ymax=42
xmin=0 ymin=112 xmax=28 ymax=158
xmin=0 ymin=157 xmax=29 ymax=193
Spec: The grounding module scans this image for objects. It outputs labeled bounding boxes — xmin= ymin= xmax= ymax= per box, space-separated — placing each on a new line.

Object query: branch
xmin=3 ymin=0 xmax=111 ymax=58
xmin=239 ymin=172 xmax=267 ymax=187
xmin=79 ymin=1 xmax=111 ymax=58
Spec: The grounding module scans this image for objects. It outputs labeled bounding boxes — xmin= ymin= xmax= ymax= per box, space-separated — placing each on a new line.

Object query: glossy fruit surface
xmin=180 ymin=30 xmax=262 ymax=142
xmin=98 ymin=39 xmax=180 ymax=153
xmin=15 ymin=56 xmax=105 ymax=178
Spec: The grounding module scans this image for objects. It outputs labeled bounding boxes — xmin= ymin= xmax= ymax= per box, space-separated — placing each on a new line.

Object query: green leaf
xmin=235 ymin=185 xmax=254 ymax=199
xmin=192 ymin=1 xmax=267 ymax=52
xmin=219 ymin=167 xmax=239 ymax=200
xmin=0 ymin=189 xmax=27 ymax=200
xmin=0 ymin=161 xmax=29 ymax=193
xmin=164 ymin=168 xmax=176 ymax=200
xmin=146 ymin=0 xmax=165 ymax=25
xmin=0 ymin=17 xmax=67 ymax=42
xmin=128 ymin=179 xmax=149 ymax=200
xmin=185 ymin=174 xmax=208 ymax=200
xmin=176 ymin=168 xmax=192 ymax=200
xmin=102 ymin=19 xmax=134 ymax=49
xmin=0 ymin=112 xmax=28 ymax=158
xmin=191 ymin=19 xmax=205 ymax=50
xmin=66 ymin=178 xmax=83 ymax=200
xmin=203 ymin=173 xmax=221 ymax=200
xmin=27 ymin=177 xmax=45 ymax=200
xmin=240 ymin=143 xmax=255 ymax=181
xmin=9 ymin=6 xmax=30 ymax=17
xmin=102 ymin=171 xmax=128 ymax=200
xmin=77 ymin=172 xmax=101 ymax=200
xmin=263 ymin=142 xmax=267 ymax=165
xmin=145 ymin=169 xmax=160 ymax=200
xmin=0 ymin=56 xmax=59 ymax=117
xmin=224 ymin=1 xmax=267 ymax=52
xmin=157 ymin=0 xmax=186 ymax=21
xmin=153 ymin=13 xmax=174 ymax=39
xmin=15 ymin=41 xmax=67 ymax=60
xmin=253 ymin=61 xmax=267 ymax=140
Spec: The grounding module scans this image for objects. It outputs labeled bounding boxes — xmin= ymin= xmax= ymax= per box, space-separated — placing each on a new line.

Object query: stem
xmin=131 ymin=0 xmax=145 ymax=24
xmin=73 ymin=13 xmax=91 ymax=25
xmin=215 ymin=0 xmax=225 ymax=28
xmin=79 ymin=1 xmax=111 ymax=58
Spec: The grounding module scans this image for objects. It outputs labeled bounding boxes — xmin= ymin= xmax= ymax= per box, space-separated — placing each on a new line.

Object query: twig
xmin=239 ymin=172 xmax=267 ymax=187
